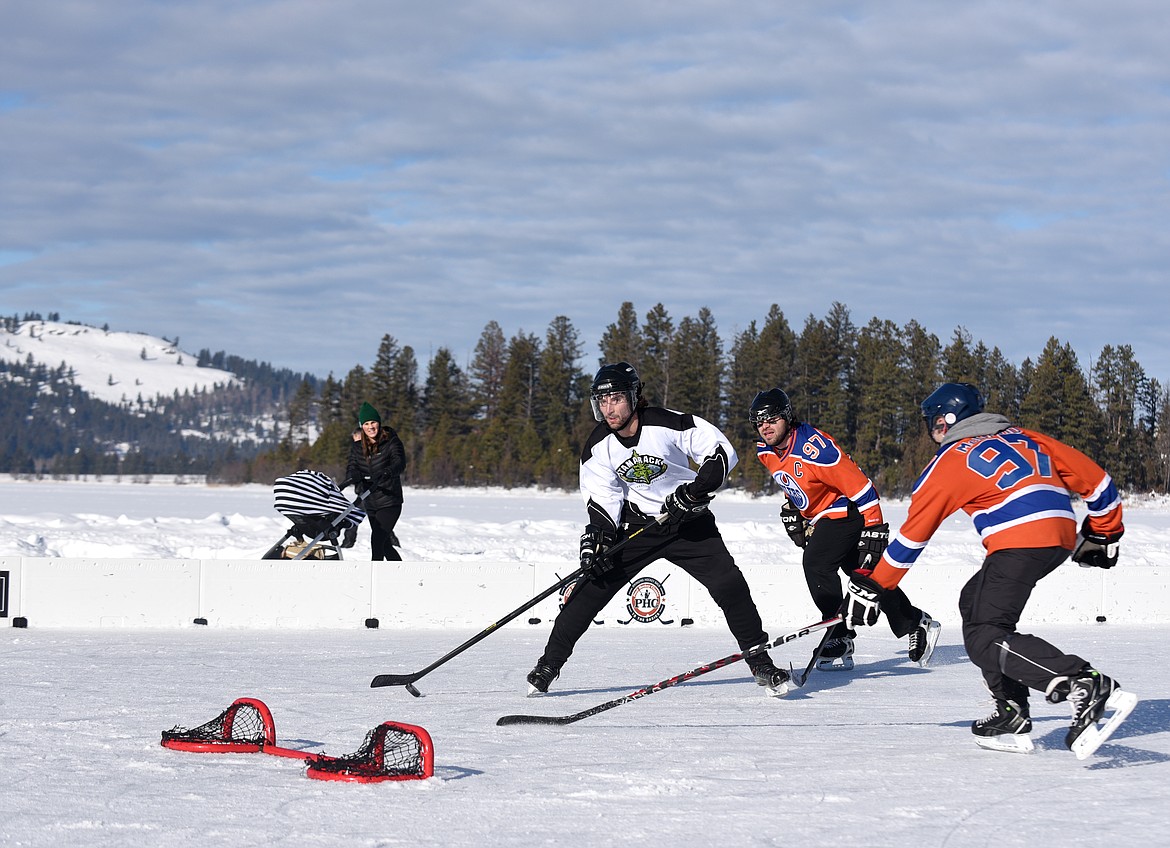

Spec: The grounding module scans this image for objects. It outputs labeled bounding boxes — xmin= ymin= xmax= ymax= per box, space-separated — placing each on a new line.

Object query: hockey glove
xmin=841 ymin=573 xmax=885 ymax=628
xmin=780 ymin=502 xmax=809 ymax=548
xmin=580 ymin=525 xmax=618 ymax=577
xmin=856 ymin=522 xmax=889 ymax=570
xmin=661 ymin=483 xmax=714 ymax=524
xmin=1071 ymin=518 xmax=1122 ymax=569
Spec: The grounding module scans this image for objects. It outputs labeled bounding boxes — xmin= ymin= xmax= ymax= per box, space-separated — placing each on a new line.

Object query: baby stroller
xmin=261 ymin=470 xmax=367 ymax=561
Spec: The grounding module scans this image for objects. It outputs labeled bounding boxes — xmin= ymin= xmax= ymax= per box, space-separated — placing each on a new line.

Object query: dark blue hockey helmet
xmin=921 ymin=383 xmax=985 ymax=434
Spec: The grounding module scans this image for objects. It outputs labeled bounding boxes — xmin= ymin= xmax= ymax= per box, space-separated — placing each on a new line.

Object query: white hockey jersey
xmin=579 ymin=406 xmax=737 ymax=531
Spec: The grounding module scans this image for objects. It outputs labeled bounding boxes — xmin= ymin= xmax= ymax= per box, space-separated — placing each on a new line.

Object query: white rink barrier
xmin=2 ymin=556 xmax=1167 ymax=628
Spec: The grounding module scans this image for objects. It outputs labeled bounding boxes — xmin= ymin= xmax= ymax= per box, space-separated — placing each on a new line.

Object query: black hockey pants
xmin=803 ymin=508 xmax=923 ymax=639
xmin=538 ymin=513 xmax=770 ymax=671
xmin=958 ymin=546 xmax=1089 ymax=703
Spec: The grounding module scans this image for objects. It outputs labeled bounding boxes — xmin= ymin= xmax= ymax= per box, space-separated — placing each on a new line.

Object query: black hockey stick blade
xmin=369 ymin=672 xmax=424 ymax=692
xmin=789 ymin=618 xmax=841 ymax=688
xmin=496 ymin=615 xmax=840 ymax=727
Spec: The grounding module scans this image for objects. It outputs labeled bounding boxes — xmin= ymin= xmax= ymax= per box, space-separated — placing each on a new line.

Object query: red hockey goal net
xmin=160 ymin=697 xmax=276 ymax=753
xmin=306 ymin=721 xmax=434 ymax=783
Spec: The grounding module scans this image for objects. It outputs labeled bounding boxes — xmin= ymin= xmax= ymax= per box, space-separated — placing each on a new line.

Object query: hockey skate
xmin=908 ymin=613 xmax=942 ymax=668
xmin=526 ymin=663 xmax=560 ymax=697
xmin=1051 ymin=669 xmax=1138 ymax=760
xmin=972 ymin=698 xmax=1034 ymax=754
xmin=815 ymin=636 xmax=855 ymax=671
xmin=749 ymin=659 xmax=794 ymax=698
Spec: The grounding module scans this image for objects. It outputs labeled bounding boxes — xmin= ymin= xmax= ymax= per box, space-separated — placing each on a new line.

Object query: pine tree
xmin=1019 ymin=337 xmax=1100 ymax=455
xmin=535 ymin=316 xmax=586 ymax=487
xmin=599 ymin=302 xmax=644 ymax=369
xmin=285 ymin=378 xmax=316 ymax=447
xmin=1091 ymin=344 xmax=1147 ymax=487
xmin=794 ymin=303 xmax=854 ymax=441
xmin=853 ymin=318 xmax=905 ymax=488
xmin=667 ymin=308 xmax=723 ymax=423
xmin=469 ymin=321 xmax=507 ymax=420
xmin=640 ymin=304 xmax=674 ymax=406
xmin=725 ymin=320 xmax=764 ymax=486
xmin=942 ymin=327 xmax=979 ymax=383
xmin=423 ymin=347 xmax=472 ymax=431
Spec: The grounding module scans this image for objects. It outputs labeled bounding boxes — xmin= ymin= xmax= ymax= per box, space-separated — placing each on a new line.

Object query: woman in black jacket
xmin=345 ymin=402 xmax=406 ymax=561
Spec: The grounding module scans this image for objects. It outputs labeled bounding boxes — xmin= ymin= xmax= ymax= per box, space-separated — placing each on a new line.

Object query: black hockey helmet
xmin=921 ymin=382 xmax=985 ymax=434
xmin=590 ymin=361 xmax=643 ymax=423
xmin=748 ymin=388 xmax=794 ymax=426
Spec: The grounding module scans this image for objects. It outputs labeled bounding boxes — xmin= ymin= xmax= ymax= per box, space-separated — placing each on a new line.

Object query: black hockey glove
xmin=856 ymin=522 xmax=889 ymax=571
xmin=580 ymin=525 xmax=618 ymax=577
xmin=1071 ymin=518 xmax=1122 ymax=569
xmin=661 ymin=483 xmax=714 ymax=524
xmin=841 ymin=573 xmax=885 ymax=628
xmin=780 ymin=502 xmax=809 ymax=548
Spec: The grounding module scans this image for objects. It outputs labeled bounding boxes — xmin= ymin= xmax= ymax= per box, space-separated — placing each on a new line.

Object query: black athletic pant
xmin=538 ymin=513 xmax=770 ymax=672
xmin=959 ymin=546 xmax=1088 ymax=703
xmin=803 ymin=509 xmax=923 ymax=640
xmin=367 ymin=505 xmax=402 ymax=561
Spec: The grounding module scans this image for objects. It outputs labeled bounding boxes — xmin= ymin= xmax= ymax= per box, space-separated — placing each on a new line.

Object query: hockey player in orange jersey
xmin=750 ymin=388 xmax=940 ymax=671
xmin=840 ymin=382 xmax=1137 ymax=758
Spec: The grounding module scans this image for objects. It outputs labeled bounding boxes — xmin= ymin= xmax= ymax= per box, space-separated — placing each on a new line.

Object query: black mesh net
xmin=161 ymin=700 xmax=270 ymax=746
xmin=308 ymin=723 xmax=429 ymax=780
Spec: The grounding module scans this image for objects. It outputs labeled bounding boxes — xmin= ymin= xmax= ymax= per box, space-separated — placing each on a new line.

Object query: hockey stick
xmin=496 ymin=615 xmax=841 ymax=726
xmin=370 ymin=513 xmax=671 ymax=695
xmin=789 ymin=620 xmax=839 ymax=688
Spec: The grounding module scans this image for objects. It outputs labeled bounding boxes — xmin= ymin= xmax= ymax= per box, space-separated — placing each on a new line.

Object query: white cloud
xmin=1 ymin=1 xmax=1167 ymax=380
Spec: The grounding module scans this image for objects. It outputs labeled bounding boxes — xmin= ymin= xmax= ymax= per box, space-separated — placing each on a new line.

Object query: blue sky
xmin=2 ymin=1 xmax=1168 ymax=386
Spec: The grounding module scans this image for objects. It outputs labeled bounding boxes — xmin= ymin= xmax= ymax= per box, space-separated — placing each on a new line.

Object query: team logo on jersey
xmin=773 ymin=470 xmax=809 ymax=510
xmin=620 ymin=574 xmax=673 ymax=625
xmin=616 ymin=451 xmax=668 ymax=486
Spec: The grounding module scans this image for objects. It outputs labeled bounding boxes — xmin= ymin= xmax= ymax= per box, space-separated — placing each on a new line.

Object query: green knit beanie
xmin=358 ymin=402 xmax=382 ymax=424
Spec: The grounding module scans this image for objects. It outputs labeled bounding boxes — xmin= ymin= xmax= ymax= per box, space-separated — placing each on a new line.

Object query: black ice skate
xmin=815 ymin=636 xmax=855 ymax=671
xmin=749 ymin=659 xmax=794 ymax=698
xmin=907 ymin=612 xmax=942 ymax=668
xmin=526 ymin=663 xmax=560 ymax=697
xmin=972 ymin=698 xmax=1034 ymax=754
xmin=1053 ymin=669 xmax=1138 ymax=760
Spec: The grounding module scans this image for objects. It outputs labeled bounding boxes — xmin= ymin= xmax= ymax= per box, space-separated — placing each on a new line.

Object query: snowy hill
xmin=0 ymin=320 xmax=238 ymax=405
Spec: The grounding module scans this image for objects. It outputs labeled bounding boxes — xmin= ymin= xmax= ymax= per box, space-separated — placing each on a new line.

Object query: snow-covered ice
xmin=2 ymin=478 xmax=1168 ymax=847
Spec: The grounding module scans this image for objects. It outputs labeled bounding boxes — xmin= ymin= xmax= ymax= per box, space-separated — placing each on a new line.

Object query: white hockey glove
xmin=840 ymin=573 xmax=885 ymax=628
xmin=780 ymin=502 xmax=809 ymax=548
xmin=1071 ymin=518 xmax=1122 ymax=569
xmin=856 ymin=523 xmax=889 ymax=571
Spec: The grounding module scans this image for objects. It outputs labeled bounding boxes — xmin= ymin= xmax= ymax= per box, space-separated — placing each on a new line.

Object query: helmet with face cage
xmin=590 ymin=362 xmax=643 ymax=423
xmin=749 ymin=388 xmax=794 ymax=426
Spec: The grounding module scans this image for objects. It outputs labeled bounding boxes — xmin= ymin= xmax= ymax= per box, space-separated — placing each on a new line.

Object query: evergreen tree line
xmin=255 ymin=301 xmax=1170 ymax=496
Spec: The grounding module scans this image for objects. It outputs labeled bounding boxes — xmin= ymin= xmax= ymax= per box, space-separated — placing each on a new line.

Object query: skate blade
xmin=765 ymin=679 xmax=794 ymax=698
xmin=526 ymin=685 xmax=547 ymax=698
xmin=815 ymin=656 xmax=854 ymax=671
xmin=1070 ymin=689 xmax=1138 ymax=760
xmin=914 ymin=621 xmax=943 ymax=668
xmin=974 ymin=733 xmax=1035 ymax=754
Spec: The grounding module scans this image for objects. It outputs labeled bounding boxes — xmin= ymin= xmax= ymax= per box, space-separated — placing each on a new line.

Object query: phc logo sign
xmin=556 ymin=572 xmax=674 ymax=625
xmin=620 ymin=575 xmax=673 ymax=625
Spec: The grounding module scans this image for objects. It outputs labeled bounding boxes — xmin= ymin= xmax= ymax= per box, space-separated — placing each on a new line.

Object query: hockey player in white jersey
xmin=525 ymin=362 xmax=790 ymax=697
